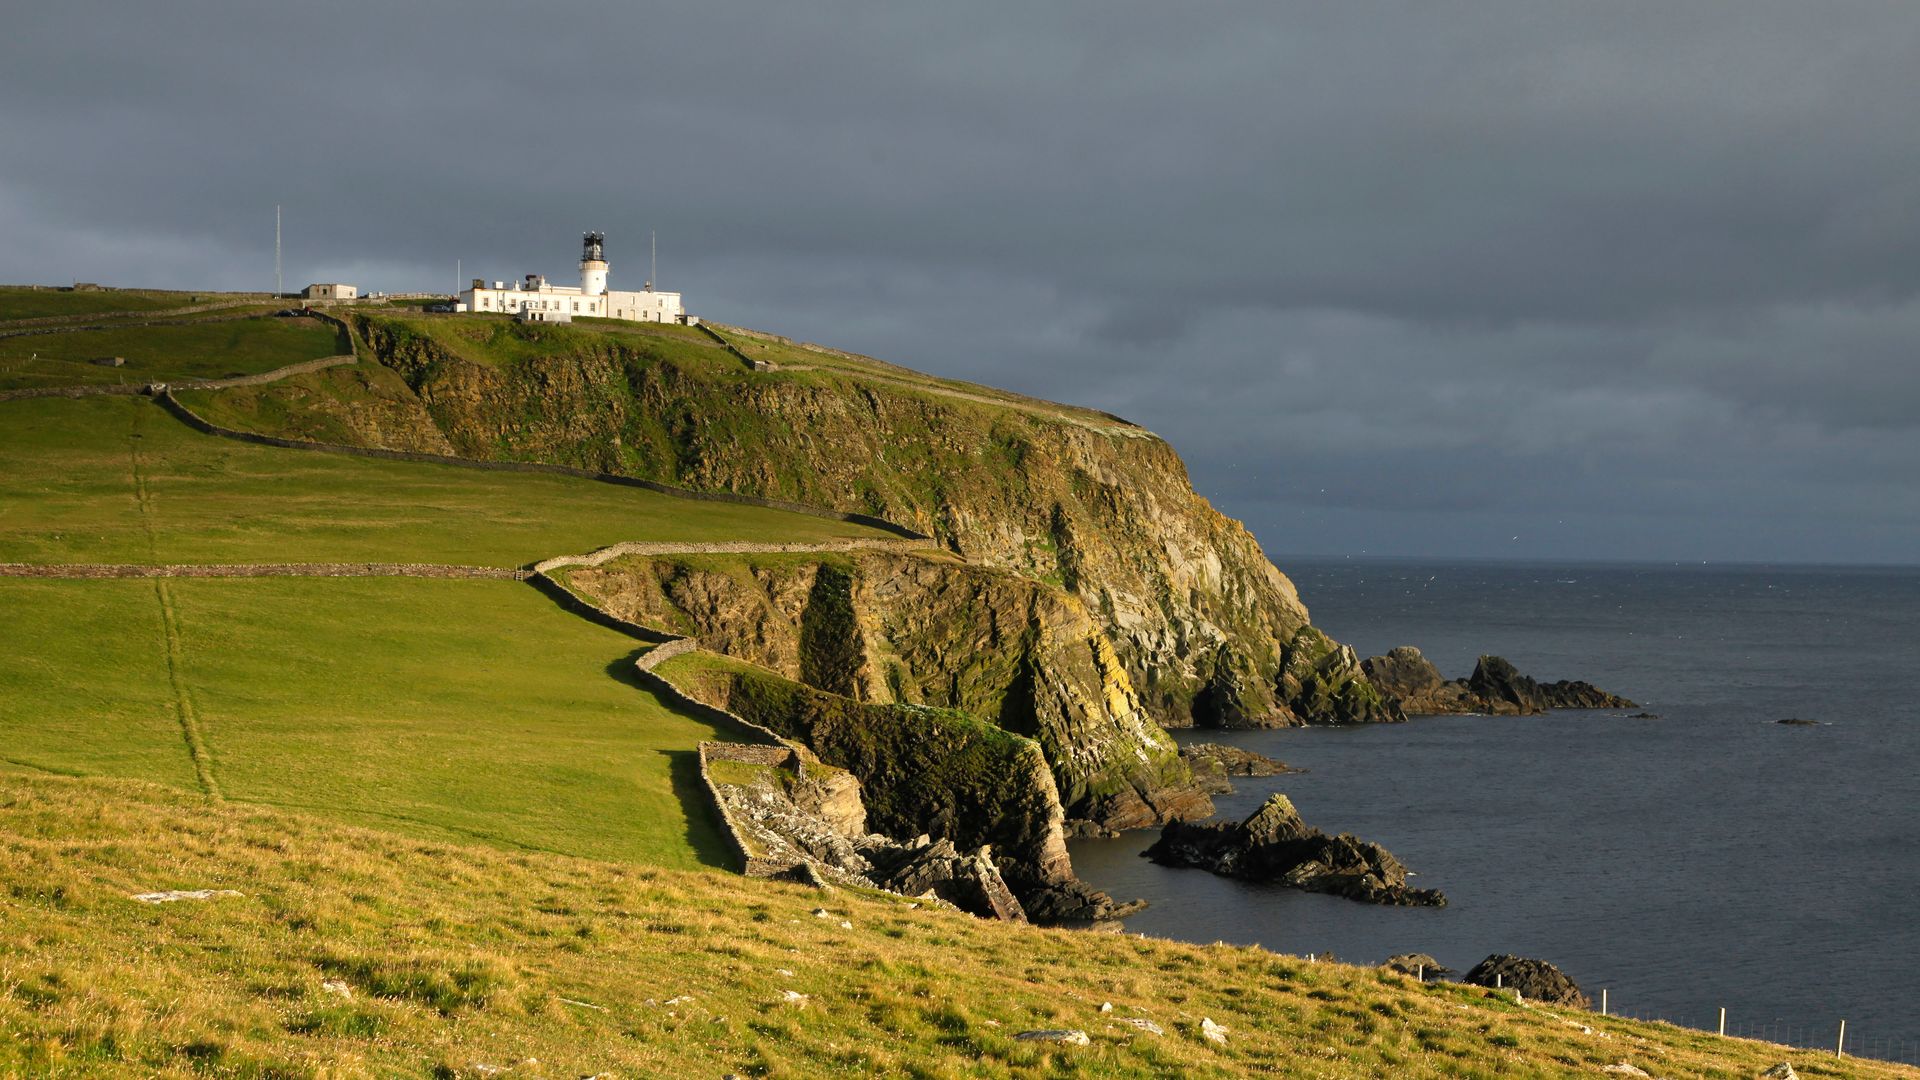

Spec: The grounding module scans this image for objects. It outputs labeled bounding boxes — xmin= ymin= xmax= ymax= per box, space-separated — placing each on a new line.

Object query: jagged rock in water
xmin=1276 ymin=628 xmax=1405 ymax=726
xmin=1467 ymin=655 xmax=1635 ymax=714
xmin=1144 ymin=794 xmax=1444 ymax=906
xmin=1180 ymin=743 xmax=1294 ymax=794
xmin=1361 ymin=646 xmax=1474 ymax=714
xmin=1462 ymin=954 xmax=1591 ymax=1007
xmin=1361 ymin=646 xmax=1634 ymax=716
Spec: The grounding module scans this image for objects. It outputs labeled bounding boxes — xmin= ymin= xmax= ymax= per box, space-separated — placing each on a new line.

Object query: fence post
xmin=1495 ymin=974 xmax=1503 ymax=989
xmin=1836 ymin=1019 xmax=1845 ymax=1057
xmin=1718 ymin=1007 xmax=1726 ymax=1036
xmin=1600 ymin=988 xmax=1607 ymax=1016
xmin=1417 ymin=964 xmax=1424 ymax=983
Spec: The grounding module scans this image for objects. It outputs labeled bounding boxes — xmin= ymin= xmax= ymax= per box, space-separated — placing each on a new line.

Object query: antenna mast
xmin=651 ymin=230 xmax=657 ymax=292
xmin=275 ymin=205 xmax=282 ymax=297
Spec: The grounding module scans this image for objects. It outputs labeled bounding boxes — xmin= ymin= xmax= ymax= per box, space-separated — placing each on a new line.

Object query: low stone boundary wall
xmin=0 ymin=309 xmax=279 ymax=343
xmin=697 ymin=323 xmax=769 ymax=371
xmin=0 ymin=355 xmax=356 ymax=404
xmin=180 ymin=355 xmax=357 ymax=391
xmin=0 ymin=562 xmax=527 ymax=580
xmin=699 ymin=740 xmax=815 ymax=876
xmin=0 ymin=298 xmax=275 ymax=332
xmin=151 ymin=389 xmax=932 ymax=541
xmin=0 ymin=383 xmax=143 ymax=403
xmin=531 ymin=536 xmax=935 ymax=576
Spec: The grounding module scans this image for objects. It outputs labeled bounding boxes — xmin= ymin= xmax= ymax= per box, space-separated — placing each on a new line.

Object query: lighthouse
xmin=579 ymin=231 xmax=608 ymax=296
xmin=460 ymin=234 xmax=691 ymax=325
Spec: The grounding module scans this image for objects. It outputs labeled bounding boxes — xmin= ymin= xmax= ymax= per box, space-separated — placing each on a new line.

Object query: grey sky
xmin=5 ymin=2 xmax=1917 ymax=563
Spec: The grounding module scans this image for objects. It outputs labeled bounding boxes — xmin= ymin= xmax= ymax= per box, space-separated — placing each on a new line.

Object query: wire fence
xmin=1600 ymin=1002 xmax=1920 ymax=1067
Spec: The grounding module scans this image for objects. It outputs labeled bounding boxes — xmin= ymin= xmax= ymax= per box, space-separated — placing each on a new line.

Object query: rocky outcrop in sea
xmin=1179 ymin=742 xmax=1295 ymax=795
xmin=1362 ymin=646 xmax=1634 ymax=716
xmin=1144 ymin=794 xmax=1445 ymax=906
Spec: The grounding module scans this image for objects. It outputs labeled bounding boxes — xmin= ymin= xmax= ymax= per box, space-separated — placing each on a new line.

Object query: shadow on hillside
xmin=603 ymin=650 xmax=749 ymax=871
xmin=657 ymin=748 xmax=736 ymax=871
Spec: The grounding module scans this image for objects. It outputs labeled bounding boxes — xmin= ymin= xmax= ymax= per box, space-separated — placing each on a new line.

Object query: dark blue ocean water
xmin=1069 ymin=559 xmax=1920 ymax=1062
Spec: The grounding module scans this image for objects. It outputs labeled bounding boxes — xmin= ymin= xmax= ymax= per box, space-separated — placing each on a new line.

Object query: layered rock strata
xmin=565 ymin=551 xmax=1213 ymax=830
xmin=1145 ymin=794 xmax=1445 ymax=907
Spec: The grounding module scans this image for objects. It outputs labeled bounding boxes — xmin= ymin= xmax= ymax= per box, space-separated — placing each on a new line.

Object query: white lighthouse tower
xmin=579 ymin=231 xmax=609 ymax=295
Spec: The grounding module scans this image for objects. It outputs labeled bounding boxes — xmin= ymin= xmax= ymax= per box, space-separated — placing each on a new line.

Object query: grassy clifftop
xmin=4 ymin=772 xmax=1897 ymax=1079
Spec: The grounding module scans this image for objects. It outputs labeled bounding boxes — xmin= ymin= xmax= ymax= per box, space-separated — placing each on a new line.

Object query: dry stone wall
xmin=0 ymin=562 xmax=526 ymax=580
xmin=0 ymin=356 xmax=355 ymax=404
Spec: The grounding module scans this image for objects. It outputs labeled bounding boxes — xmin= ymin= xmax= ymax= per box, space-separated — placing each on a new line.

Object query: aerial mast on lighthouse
xmin=579 ymin=231 xmax=608 ymax=295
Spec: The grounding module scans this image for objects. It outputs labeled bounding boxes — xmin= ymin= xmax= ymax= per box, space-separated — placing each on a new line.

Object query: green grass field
xmin=0 ymin=286 xmax=269 ymax=323
xmin=0 ymin=315 xmax=339 ymax=391
xmin=0 ymin=396 xmax=894 ymax=566
xmin=0 ymin=577 xmax=757 ymax=868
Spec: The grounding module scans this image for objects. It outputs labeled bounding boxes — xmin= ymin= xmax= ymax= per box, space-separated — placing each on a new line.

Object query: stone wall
xmin=0 ymin=562 xmax=526 ymax=580
xmin=530 ymin=536 xmax=935 ymax=576
xmin=697 ymin=740 xmax=796 ymax=876
xmin=0 ymin=355 xmax=355 ymax=404
xmin=0 ymin=298 xmax=276 ymax=332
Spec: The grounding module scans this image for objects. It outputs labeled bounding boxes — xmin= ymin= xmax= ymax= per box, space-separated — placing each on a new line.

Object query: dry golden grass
xmin=2 ymin=773 xmax=1908 ymax=1079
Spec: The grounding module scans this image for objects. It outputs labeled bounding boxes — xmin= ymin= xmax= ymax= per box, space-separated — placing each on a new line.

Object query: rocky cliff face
xmin=664 ymin=656 xmax=1128 ymax=921
xmin=566 ymin=551 xmax=1211 ymax=829
xmin=350 ymin=316 xmax=1334 ymax=728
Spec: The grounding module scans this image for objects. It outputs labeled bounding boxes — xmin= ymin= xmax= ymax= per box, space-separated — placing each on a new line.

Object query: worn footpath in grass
xmin=3 ymin=772 xmax=1909 ymax=1079
xmin=0 ymin=577 xmax=764 ymax=867
xmin=0 ymin=396 xmax=896 ymax=566
xmin=0 ymin=315 xmax=338 ymax=391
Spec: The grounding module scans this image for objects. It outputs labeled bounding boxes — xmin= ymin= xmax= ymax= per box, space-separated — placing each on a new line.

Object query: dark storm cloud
xmin=4 ymin=2 xmax=1918 ymax=562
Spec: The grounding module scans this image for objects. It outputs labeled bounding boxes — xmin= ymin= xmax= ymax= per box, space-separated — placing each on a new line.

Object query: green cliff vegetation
xmin=196 ymin=312 xmax=1322 ymax=728
xmin=3 ymin=772 xmax=1899 ymax=1079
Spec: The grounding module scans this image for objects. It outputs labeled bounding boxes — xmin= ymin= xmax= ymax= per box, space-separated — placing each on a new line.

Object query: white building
xmin=302 ymin=282 xmax=358 ymax=300
xmin=459 ymin=233 xmax=694 ymax=325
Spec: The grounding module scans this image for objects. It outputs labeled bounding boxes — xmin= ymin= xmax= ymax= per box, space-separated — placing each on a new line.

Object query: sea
xmin=1068 ymin=559 xmax=1920 ymax=1064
